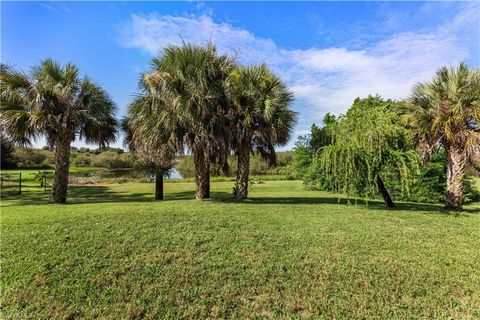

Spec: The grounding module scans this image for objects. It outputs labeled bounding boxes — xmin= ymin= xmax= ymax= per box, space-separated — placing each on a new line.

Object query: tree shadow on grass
xmin=1 ymin=185 xmax=232 ymax=207
xmin=3 ymin=185 xmax=478 ymax=215
xmin=213 ymin=196 xmax=479 ymax=215
xmin=1 ymin=186 xmax=147 ymax=207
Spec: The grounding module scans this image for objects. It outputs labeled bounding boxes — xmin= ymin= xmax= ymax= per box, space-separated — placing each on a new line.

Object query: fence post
xmin=19 ymin=172 xmax=22 ymax=195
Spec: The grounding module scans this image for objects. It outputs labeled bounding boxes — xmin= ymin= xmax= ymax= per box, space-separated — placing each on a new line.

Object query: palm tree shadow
xmin=1 ymin=186 xmax=231 ymax=207
xmin=214 ymin=196 xmax=479 ymax=215
xmin=1 ymin=185 xmax=151 ymax=207
xmin=3 ymin=185 xmax=478 ymax=215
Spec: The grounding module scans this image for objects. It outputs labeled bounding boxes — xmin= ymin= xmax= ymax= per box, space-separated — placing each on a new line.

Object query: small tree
xmin=1 ymin=60 xmax=117 ymax=203
xmin=316 ymin=96 xmax=419 ymax=207
xmin=122 ymin=96 xmax=177 ymax=200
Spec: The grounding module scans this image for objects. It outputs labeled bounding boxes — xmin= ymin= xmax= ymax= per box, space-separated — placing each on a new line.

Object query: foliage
xmin=306 ymin=96 xmax=420 ymax=205
xmin=121 ymin=96 xmax=177 ymax=176
xmin=6 ymin=146 xmax=143 ymax=170
xmin=0 ymin=60 xmax=117 ymax=147
xmin=142 ymin=43 xmax=236 ymax=171
xmin=292 ymin=115 xmax=340 ymax=178
xmin=32 ymin=170 xmax=53 ymax=187
xmin=1 ymin=133 xmax=17 ymax=169
xmin=306 ymin=144 xmax=480 ymax=205
xmin=70 ymin=152 xmax=92 ymax=167
xmin=407 ymin=63 xmax=480 ymax=157
xmin=175 ymin=152 xmax=296 ymax=179
xmin=406 ymin=62 xmax=480 ymax=209
xmin=91 ymin=151 xmax=139 ymax=169
xmin=392 ymin=150 xmax=447 ymax=203
xmin=11 ymin=147 xmax=54 ymax=169
xmin=226 ymin=64 xmax=296 ymax=165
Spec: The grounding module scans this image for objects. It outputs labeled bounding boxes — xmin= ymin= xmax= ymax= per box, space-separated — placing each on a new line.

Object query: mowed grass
xmin=1 ymin=179 xmax=479 ymax=319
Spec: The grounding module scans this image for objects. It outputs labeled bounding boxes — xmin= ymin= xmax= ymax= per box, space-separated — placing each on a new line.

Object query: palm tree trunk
xmin=235 ymin=142 xmax=250 ymax=200
xmin=375 ymin=175 xmax=394 ymax=208
xmin=193 ymin=148 xmax=210 ymax=199
xmin=155 ymin=171 xmax=164 ymax=200
xmin=50 ymin=138 xmax=71 ymax=204
xmin=444 ymin=144 xmax=466 ymax=210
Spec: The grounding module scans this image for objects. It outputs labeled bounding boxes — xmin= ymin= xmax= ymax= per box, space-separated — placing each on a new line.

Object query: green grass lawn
xmin=1 ymin=179 xmax=479 ymax=319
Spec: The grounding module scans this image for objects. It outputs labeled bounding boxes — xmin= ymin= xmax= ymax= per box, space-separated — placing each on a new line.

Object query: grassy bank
xmin=1 ymin=180 xmax=479 ymax=318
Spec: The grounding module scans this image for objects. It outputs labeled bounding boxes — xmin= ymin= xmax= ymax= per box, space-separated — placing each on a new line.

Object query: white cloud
xmin=120 ymin=6 xmax=478 ymax=148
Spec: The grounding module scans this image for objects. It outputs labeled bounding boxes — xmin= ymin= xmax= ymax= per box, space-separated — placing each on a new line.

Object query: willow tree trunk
xmin=417 ymin=136 xmax=432 ymax=165
xmin=194 ymin=149 xmax=210 ymax=199
xmin=155 ymin=171 xmax=164 ymax=200
xmin=235 ymin=143 xmax=250 ymax=200
xmin=50 ymin=138 xmax=71 ymax=204
xmin=444 ymin=145 xmax=466 ymax=210
xmin=375 ymin=175 xmax=394 ymax=208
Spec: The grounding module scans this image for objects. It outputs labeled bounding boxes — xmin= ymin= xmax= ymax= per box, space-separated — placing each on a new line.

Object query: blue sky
xmin=2 ymin=1 xmax=479 ymax=149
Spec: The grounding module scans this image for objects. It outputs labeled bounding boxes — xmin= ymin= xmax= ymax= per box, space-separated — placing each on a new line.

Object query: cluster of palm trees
xmin=0 ymin=43 xmax=296 ymax=203
xmin=1 ymin=43 xmax=478 ymax=210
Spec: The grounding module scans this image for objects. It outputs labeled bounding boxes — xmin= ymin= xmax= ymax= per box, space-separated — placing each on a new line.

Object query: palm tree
xmin=142 ymin=43 xmax=236 ymax=199
xmin=227 ymin=64 xmax=296 ymax=200
xmin=0 ymin=59 xmax=117 ymax=203
xmin=408 ymin=62 xmax=480 ymax=210
xmin=122 ymin=96 xmax=178 ymax=200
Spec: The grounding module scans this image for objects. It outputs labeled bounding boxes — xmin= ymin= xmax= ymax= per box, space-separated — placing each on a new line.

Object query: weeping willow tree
xmin=316 ymin=96 xmax=420 ymax=207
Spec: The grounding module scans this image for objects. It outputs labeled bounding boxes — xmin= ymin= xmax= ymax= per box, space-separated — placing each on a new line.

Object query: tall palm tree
xmin=122 ymin=96 xmax=178 ymax=200
xmin=408 ymin=62 xmax=480 ymax=210
xmin=227 ymin=64 xmax=296 ymax=200
xmin=143 ymin=43 xmax=236 ymax=199
xmin=0 ymin=59 xmax=117 ymax=203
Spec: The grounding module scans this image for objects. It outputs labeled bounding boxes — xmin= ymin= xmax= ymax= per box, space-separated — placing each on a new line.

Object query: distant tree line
xmin=175 ymin=152 xmax=296 ymax=179
xmin=0 ymin=145 xmax=138 ymax=170
xmin=1 ymin=143 xmax=297 ymax=178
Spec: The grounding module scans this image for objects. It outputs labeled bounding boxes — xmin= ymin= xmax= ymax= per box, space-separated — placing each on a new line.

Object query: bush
xmin=71 ymin=153 xmax=92 ymax=167
xmin=12 ymin=147 xmax=53 ymax=169
xmin=175 ymin=152 xmax=295 ymax=179
xmin=92 ymin=151 xmax=138 ymax=169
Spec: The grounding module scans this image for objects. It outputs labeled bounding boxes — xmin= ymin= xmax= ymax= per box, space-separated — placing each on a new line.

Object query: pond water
xmin=167 ymin=168 xmax=183 ymax=179
xmin=92 ymin=168 xmax=184 ymax=180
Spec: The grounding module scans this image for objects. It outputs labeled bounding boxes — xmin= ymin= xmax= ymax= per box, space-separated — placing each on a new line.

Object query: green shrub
xmin=176 ymin=152 xmax=296 ymax=179
xmin=71 ymin=153 xmax=92 ymax=167
xmin=12 ymin=147 xmax=53 ymax=169
xmin=92 ymin=151 xmax=138 ymax=169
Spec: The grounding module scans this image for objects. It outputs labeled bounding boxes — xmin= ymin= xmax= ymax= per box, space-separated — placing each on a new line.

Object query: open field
xmin=1 ymin=179 xmax=479 ymax=319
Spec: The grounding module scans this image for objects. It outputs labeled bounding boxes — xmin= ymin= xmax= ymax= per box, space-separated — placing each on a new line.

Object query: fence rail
xmin=0 ymin=173 xmax=22 ymax=196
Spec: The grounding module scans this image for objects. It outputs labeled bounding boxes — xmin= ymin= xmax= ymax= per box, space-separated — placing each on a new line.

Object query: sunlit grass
xmin=1 ymin=179 xmax=479 ymax=318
